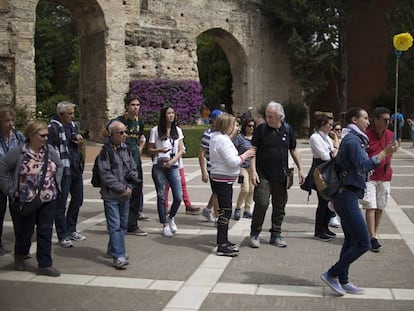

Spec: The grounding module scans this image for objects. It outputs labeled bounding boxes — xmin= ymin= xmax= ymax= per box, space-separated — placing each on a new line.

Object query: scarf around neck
xmin=347 ymin=123 xmax=369 ymax=146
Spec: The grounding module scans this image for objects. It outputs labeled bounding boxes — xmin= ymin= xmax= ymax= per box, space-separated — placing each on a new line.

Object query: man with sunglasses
xmin=48 ymin=101 xmax=85 ymax=248
xmin=360 ymin=107 xmax=394 ymax=252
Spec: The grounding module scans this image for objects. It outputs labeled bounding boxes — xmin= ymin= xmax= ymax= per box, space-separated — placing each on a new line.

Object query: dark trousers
xmin=127 ymin=181 xmax=143 ymax=231
xmin=10 ymin=200 xmax=56 ymax=268
xmin=211 ymin=180 xmax=233 ymax=245
xmin=251 ymin=178 xmax=287 ymax=236
xmin=0 ymin=191 xmax=7 ymax=246
xmin=315 ymin=192 xmax=331 ymax=235
xmin=55 ymin=172 xmax=83 ymax=239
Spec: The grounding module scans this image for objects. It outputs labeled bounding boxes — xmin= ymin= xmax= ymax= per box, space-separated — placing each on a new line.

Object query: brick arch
xmin=201 ymin=28 xmax=248 ymax=115
xmin=52 ymin=0 xmax=107 ymax=140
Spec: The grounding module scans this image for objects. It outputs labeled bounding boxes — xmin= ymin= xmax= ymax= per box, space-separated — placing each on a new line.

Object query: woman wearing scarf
xmin=320 ymin=107 xmax=397 ymax=296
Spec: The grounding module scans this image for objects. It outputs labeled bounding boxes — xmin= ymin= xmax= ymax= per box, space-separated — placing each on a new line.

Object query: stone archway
xmin=201 ymin=28 xmax=248 ymax=115
xmin=52 ymin=0 xmax=107 ymax=140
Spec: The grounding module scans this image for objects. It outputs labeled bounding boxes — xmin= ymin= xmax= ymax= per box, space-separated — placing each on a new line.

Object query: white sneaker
xmin=168 ymin=217 xmax=177 ymax=233
xmin=162 ymin=225 xmax=173 ymax=237
xmin=201 ymin=207 xmax=215 ymax=223
xmin=68 ymin=232 xmax=86 ymax=241
xmin=329 ymin=216 xmax=341 ymax=228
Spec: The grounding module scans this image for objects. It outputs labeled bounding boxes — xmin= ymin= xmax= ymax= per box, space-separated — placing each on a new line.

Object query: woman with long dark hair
xmin=148 ymin=106 xmax=184 ymax=237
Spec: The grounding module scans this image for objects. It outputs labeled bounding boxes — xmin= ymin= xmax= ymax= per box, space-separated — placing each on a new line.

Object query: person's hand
xmin=242 ymin=147 xmax=256 ymax=161
xmin=383 ymin=141 xmax=398 ymax=156
xmin=298 ymin=169 xmax=305 ymax=185
xmin=251 ymin=171 xmax=260 ymax=186
xmin=201 ymin=171 xmax=209 ymax=183
xmin=121 ymin=187 xmax=132 ymax=198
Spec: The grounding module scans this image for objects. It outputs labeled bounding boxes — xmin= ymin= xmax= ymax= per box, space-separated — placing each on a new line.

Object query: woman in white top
xmin=209 ymin=113 xmax=255 ymax=256
xmin=309 ymin=114 xmax=338 ymax=241
xmin=148 ymin=106 xmax=184 ymax=237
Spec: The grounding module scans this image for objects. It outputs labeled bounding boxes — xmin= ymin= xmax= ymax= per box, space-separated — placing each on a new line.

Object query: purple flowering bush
xmin=129 ymin=79 xmax=203 ymax=125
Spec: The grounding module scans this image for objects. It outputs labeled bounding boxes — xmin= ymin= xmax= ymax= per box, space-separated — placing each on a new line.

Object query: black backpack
xmin=91 ymin=145 xmax=115 ymax=188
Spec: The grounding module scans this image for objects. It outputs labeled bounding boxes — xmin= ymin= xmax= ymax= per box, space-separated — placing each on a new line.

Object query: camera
xmin=170 ymin=153 xmax=175 ymax=159
xmin=126 ymin=171 xmax=142 ymax=186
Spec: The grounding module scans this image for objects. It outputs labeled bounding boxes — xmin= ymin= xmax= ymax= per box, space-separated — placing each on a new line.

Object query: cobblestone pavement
xmin=0 ymin=141 xmax=413 ymax=311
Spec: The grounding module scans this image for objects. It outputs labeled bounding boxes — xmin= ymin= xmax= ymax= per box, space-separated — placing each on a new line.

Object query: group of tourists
xmin=0 ymin=99 xmax=400 ymax=298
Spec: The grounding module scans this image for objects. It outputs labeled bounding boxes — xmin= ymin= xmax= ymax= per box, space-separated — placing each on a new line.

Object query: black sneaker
xmin=233 ymin=209 xmax=241 ymax=220
xmin=314 ymin=234 xmax=332 ymax=242
xmin=325 ymin=229 xmax=337 ymax=238
xmin=127 ymin=228 xmax=148 ymax=236
xmin=217 ymin=244 xmax=238 ymax=257
xmin=371 ymin=238 xmax=382 ymax=252
xmin=226 ymin=241 xmax=240 ymax=253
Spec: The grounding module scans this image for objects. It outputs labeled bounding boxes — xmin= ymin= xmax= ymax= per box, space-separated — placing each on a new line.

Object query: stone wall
xmin=0 ymin=0 xmax=301 ymax=139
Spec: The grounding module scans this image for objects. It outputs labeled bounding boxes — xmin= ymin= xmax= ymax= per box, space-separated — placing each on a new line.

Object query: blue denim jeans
xmin=151 ymin=165 xmax=182 ymax=224
xmin=328 ymin=188 xmax=370 ymax=284
xmin=55 ymin=172 xmax=84 ymax=239
xmin=104 ymin=199 xmax=129 ymax=259
xmin=10 ymin=200 xmax=56 ymax=268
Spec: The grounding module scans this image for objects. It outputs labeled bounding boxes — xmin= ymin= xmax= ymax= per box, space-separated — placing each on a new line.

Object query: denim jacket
xmin=336 ymin=129 xmax=381 ymax=194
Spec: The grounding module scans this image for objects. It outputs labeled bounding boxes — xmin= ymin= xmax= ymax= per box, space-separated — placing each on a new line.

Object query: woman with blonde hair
xmin=0 ymin=107 xmax=25 ymax=255
xmin=0 ymin=120 xmax=63 ymax=276
xmin=209 ymin=113 xmax=255 ymax=256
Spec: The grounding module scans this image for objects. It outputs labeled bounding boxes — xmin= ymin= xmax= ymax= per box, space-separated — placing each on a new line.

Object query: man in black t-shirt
xmin=249 ymin=101 xmax=304 ymax=249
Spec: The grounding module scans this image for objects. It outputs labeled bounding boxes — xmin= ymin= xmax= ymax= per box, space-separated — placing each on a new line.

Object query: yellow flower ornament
xmin=393 ymin=32 xmax=413 ymax=51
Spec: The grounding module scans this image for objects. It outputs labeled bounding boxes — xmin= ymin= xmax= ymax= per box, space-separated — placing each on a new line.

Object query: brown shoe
xmin=185 ymin=206 xmax=201 ymax=215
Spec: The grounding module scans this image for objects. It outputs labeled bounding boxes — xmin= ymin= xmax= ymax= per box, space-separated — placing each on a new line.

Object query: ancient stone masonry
xmin=0 ymin=0 xmax=301 ymax=140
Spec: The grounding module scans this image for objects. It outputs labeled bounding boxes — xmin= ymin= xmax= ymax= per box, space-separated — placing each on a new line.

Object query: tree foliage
xmin=260 ymin=0 xmax=351 ymax=111
xmin=35 ymin=0 xmax=79 ymax=110
xmin=196 ymin=33 xmax=233 ymax=111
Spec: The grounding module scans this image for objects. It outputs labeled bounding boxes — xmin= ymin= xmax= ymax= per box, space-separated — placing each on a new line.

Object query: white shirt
xmin=309 ymin=130 xmax=334 ymax=161
xmin=149 ymin=126 xmax=184 ymax=166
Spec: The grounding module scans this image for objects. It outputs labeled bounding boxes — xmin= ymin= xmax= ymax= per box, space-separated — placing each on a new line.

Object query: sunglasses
xmin=334 ymin=128 xmax=342 ymax=131
xmin=114 ymin=130 xmax=127 ymax=135
xmin=247 ymin=124 xmax=255 ymax=128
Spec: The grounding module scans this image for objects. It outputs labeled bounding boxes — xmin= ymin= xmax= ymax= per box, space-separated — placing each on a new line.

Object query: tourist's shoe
xmin=370 ymin=238 xmax=382 ymax=252
xmin=185 ymin=206 xmax=201 ymax=215
xmin=168 ymin=217 xmax=177 ymax=233
xmin=226 ymin=241 xmax=240 ymax=253
xmin=325 ymin=229 xmax=337 ymax=238
xmin=249 ymin=235 xmax=260 ymax=248
xmin=105 ymin=251 xmax=129 ymax=260
xmin=270 ymin=235 xmax=287 ymax=248
xmin=329 ymin=216 xmax=341 ymax=228
xmin=14 ymin=255 xmax=26 ymax=271
xmin=37 ymin=266 xmax=61 ymax=277
xmin=138 ymin=213 xmax=151 ymax=221
xmin=320 ymin=271 xmax=345 ymax=296
xmin=68 ymin=232 xmax=86 ymax=241
xmin=162 ymin=225 xmax=173 ymax=237
xmin=58 ymin=238 xmax=73 ymax=248
xmin=233 ymin=208 xmax=241 ymax=220
xmin=0 ymin=244 xmax=9 ymax=256
xmin=113 ymin=257 xmax=129 ymax=270
xmin=24 ymin=253 xmax=32 ymax=260
xmin=314 ymin=234 xmax=332 ymax=242
xmin=216 ymin=244 xmax=239 ymax=257
xmin=127 ymin=228 xmax=148 ymax=236
xmin=341 ymin=282 xmax=365 ymax=295
xmin=202 ymin=207 xmax=215 ymax=223
xmin=243 ymin=211 xmax=252 ymax=219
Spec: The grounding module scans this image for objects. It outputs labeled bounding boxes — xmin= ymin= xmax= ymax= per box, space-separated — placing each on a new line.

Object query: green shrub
xmin=37 ymin=94 xmax=75 ymax=120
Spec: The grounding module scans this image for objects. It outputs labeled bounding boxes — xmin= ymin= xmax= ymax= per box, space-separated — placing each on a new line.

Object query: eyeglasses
xmin=114 ymin=131 xmax=127 ymax=135
xmin=327 ymin=123 xmax=334 ymax=127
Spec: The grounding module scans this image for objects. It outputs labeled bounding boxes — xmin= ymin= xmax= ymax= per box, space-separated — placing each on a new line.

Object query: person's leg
xmin=235 ymin=168 xmax=249 ymax=210
xmin=244 ymin=170 xmax=255 ymax=214
xmin=9 ymin=202 xmax=36 ymax=257
xmin=151 ymin=166 xmax=168 ymax=224
xmin=164 ymin=182 xmax=170 ymax=211
xmin=211 ymin=180 xmax=233 ymax=245
xmin=119 ymin=200 xmax=129 ymax=257
xmin=104 ymin=200 xmax=125 ymax=259
xmin=250 ymin=178 xmax=271 ymax=236
xmin=179 ymin=167 xmax=192 ymax=208
xmin=362 ymin=181 xmax=377 ymax=238
xmin=36 ymin=201 xmax=56 ymax=268
xmin=66 ymin=174 xmax=84 ymax=234
xmin=328 ymin=190 xmax=370 ymax=284
xmin=0 ymin=192 xmax=7 ymax=251
xmin=166 ymin=167 xmax=183 ymax=218
xmin=55 ymin=173 xmax=71 ymax=240
xmin=269 ymin=181 xmax=287 ymax=236
xmin=127 ymin=185 xmax=140 ymax=231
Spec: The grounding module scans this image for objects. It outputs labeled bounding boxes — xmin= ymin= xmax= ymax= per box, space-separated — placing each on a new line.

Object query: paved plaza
xmin=0 ymin=140 xmax=413 ymax=311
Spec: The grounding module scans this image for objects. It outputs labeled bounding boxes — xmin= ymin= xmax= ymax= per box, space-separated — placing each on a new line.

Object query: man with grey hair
xmin=249 ymin=101 xmax=305 ymax=248
xmin=48 ymin=101 xmax=85 ymax=248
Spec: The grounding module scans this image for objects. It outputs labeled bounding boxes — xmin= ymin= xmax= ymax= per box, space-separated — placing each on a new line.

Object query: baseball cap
xmin=210 ymin=109 xmax=223 ymax=120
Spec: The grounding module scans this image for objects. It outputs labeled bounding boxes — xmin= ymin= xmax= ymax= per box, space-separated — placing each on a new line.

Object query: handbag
xmin=313 ymin=158 xmax=346 ymax=201
xmin=286 ymin=168 xmax=294 ymax=190
xmin=16 ymin=148 xmax=49 ymax=217
xmin=156 ymin=157 xmax=170 ymax=169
